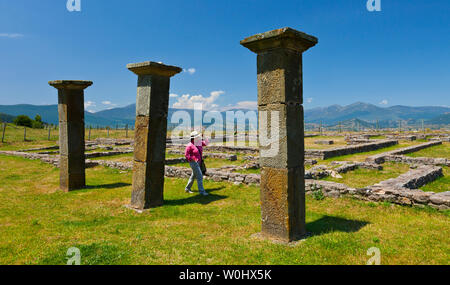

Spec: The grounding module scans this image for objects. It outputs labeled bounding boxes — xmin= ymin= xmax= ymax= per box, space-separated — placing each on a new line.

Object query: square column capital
xmin=127 ymin=61 xmax=182 ymax=77
xmin=49 ymin=80 xmax=93 ymax=90
xmin=240 ymin=27 xmax=318 ymax=54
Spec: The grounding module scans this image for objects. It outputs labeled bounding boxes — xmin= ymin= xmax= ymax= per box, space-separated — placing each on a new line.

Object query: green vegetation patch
xmin=421 ymin=166 xmax=450 ymax=193
xmin=322 ymin=162 xmax=411 ymax=188
xmin=405 ymin=143 xmax=450 ymax=159
xmin=0 ymin=154 xmax=449 ymax=265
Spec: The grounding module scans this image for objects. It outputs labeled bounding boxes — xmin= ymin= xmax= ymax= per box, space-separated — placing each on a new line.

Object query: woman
xmin=184 ymin=131 xmax=209 ymax=196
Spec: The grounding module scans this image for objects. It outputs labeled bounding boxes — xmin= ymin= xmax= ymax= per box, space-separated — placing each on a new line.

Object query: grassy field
xmin=322 ymin=162 xmax=411 ymax=188
xmin=0 ymin=154 xmax=448 ymax=265
xmin=0 ymin=123 xmax=134 ymax=150
xmin=304 ymin=136 xmax=348 ymax=149
xmin=422 ymin=166 xmax=450 ymax=193
xmin=405 ymin=142 xmax=450 ymax=159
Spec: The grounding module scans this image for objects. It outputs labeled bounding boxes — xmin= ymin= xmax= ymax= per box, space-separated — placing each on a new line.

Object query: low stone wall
xmin=3 ymin=148 xmax=448 ymax=211
xmin=305 ymin=140 xmax=398 ymax=160
xmin=372 ymin=165 xmax=443 ymax=190
xmin=306 ymin=164 xmax=446 ymax=211
xmin=87 ymin=138 xmax=133 ymax=146
xmin=366 ymin=141 xmax=443 ymax=164
xmin=18 ymin=146 xmax=59 ymax=152
xmin=387 ymin=135 xmax=417 ymax=141
xmin=330 ymin=161 xmax=383 ymax=173
xmin=314 ymin=140 xmax=334 ymax=145
xmin=384 ymin=155 xmax=450 ymax=167
xmin=85 ymin=149 xmax=133 ymax=158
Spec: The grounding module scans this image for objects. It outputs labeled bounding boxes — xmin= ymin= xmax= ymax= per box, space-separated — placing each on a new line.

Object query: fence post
xmin=107 ymin=127 xmax=109 ymax=138
xmin=125 ymin=124 xmax=128 ymax=138
xmin=1 ymin=123 xmax=6 ymax=143
xmin=24 ymin=127 xmax=26 ymax=141
xmin=48 ymin=126 xmax=51 ymax=140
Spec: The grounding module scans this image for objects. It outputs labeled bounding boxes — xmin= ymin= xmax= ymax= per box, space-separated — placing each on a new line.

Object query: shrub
xmin=311 ymin=184 xmax=325 ymax=201
xmin=14 ymin=115 xmax=33 ymax=128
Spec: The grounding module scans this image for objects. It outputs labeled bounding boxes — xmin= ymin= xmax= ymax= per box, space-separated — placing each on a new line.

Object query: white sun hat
xmin=190 ymin=131 xmax=201 ymax=139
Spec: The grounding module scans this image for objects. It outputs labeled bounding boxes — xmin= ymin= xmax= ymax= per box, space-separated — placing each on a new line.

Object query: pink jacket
xmin=185 ymin=139 xmax=209 ymax=162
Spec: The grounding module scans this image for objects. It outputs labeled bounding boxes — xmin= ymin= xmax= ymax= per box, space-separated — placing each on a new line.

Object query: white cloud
xmin=183 ymin=68 xmax=196 ymax=75
xmin=169 ymin=94 xmax=178 ymax=98
xmin=84 ymin=101 xmax=96 ymax=113
xmin=379 ymin=99 xmax=388 ymax=105
xmin=306 ymin=97 xmax=313 ymax=104
xmin=101 ymin=101 xmax=118 ymax=110
xmin=0 ymin=33 xmax=24 ymax=38
xmin=172 ymin=90 xmax=224 ymax=110
xmin=224 ymin=101 xmax=257 ymax=111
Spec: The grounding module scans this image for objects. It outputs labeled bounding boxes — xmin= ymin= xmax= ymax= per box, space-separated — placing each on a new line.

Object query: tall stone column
xmin=49 ymin=80 xmax=93 ymax=192
xmin=127 ymin=61 xmax=182 ymax=210
xmin=241 ymin=28 xmax=318 ymax=242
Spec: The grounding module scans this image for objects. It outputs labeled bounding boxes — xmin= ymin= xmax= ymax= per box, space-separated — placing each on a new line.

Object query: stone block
xmin=58 ymin=90 xmax=85 ymax=123
xmin=133 ymin=115 xmax=168 ymax=163
xmin=260 ymin=166 xmax=305 ymax=242
xmin=257 ymin=48 xmax=302 ymax=105
xmin=136 ymin=75 xmax=170 ymax=117
xmin=131 ymin=161 xmax=165 ymax=209
xmin=258 ymin=103 xmax=304 ymax=169
xmin=58 ymin=121 xmax=85 ymax=156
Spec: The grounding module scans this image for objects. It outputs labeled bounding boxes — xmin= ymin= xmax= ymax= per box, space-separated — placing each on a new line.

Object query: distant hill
xmin=0 ymin=104 xmax=134 ymax=127
xmin=427 ymin=113 xmax=450 ymax=125
xmin=0 ymin=102 xmax=448 ymax=128
xmin=304 ymin=102 xmax=450 ymax=124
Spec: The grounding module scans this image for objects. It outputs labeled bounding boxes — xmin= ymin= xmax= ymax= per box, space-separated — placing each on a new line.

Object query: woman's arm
xmin=202 ymin=137 xmax=210 ymax=147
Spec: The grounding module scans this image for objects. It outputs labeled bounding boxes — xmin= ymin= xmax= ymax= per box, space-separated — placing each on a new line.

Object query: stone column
xmin=49 ymin=80 xmax=93 ymax=191
xmin=241 ymin=28 xmax=318 ymax=242
xmin=127 ymin=61 xmax=182 ymax=210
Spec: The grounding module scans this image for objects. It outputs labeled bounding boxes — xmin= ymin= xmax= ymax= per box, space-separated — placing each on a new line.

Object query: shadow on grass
xmin=307 ymin=215 xmax=369 ymax=237
xmin=165 ymin=188 xmax=227 ymax=206
xmin=85 ymin=182 xmax=131 ymax=190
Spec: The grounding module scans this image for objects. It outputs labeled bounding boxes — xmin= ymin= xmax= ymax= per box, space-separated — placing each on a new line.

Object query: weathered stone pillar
xmin=127 ymin=61 xmax=182 ymax=210
xmin=49 ymin=80 xmax=93 ymax=191
xmin=241 ymin=28 xmax=318 ymax=242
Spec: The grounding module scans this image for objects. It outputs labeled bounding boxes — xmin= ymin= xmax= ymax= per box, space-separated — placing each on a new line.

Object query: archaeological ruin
xmin=241 ymin=27 xmax=318 ymax=242
xmin=0 ymin=27 xmax=446 ymax=247
xmin=49 ymin=80 xmax=93 ymax=191
xmin=127 ymin=61 xmax=182 ymax=210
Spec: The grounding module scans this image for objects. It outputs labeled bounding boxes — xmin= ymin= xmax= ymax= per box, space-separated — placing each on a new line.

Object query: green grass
xmin=322 ymin=162 xmax=411 ymax=188
xmin=405 ymin=142 xmax=450 ymax=159
xmin=305 ymin=136 xmax=348 ymax=150
xmin=0 ymin=154 xmax=449 ymax=265
xmin=0 ymin=123 xmax=133 ymax=151
xmin=422 ymin=166 xmax=450 ymax=193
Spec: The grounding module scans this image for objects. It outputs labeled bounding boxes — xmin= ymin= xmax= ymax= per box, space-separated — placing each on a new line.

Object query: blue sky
xmin=0 ymin=0 xmax=449 ymax=112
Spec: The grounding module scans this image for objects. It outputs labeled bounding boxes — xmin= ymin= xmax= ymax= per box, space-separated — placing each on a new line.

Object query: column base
xmin=123 ymin=204 xmax=151 ymax=214
xmin=251 ymin=232 xmax=311 ymax=246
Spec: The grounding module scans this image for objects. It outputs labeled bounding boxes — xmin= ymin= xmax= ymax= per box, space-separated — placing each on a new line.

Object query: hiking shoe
xmin=185 ymin=189 xmax=194 ymax=194
xmin=200 ymin=191 xmax=209 ymax=196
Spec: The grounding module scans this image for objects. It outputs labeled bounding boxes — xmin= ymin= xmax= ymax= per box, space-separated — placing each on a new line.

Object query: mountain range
xmin=0 ymin=102 xmax=449 ymax=128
